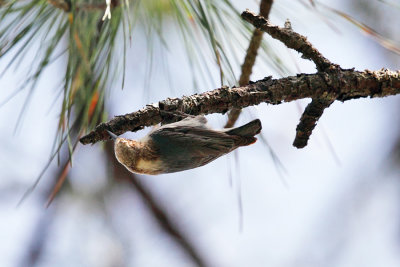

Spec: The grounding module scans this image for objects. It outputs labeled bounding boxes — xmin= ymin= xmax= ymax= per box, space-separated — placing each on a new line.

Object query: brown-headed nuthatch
xmin=108 ymin=116 xmax=262 ymax=175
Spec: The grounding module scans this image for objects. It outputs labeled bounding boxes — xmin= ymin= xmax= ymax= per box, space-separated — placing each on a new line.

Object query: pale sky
xmin=1 ymin=1 xmax=400 ymax=266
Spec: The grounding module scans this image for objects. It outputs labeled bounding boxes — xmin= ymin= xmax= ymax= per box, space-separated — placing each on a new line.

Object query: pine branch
xmin=241 ymin=10 xmax=335 ymax=72
xmin=79 ymin=9 xmax=400 ymax=148
xmin=105 ymin=143 xmax=208 ymax=266
xmin=242 ymin=10 xmax=337 ymax=147
xmin=293 ymin=98 xmax=334 ymax=148
xmin=225 ymin=0 xmax=274 ymax=128
xmin=80 ymin=68 xmax=400 ymax=145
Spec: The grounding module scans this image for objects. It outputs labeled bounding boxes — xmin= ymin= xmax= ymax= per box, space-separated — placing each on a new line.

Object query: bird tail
xmin=224 ymin=119 xmax=262 ymax=137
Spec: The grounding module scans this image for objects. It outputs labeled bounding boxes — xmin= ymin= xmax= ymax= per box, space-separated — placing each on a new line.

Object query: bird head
xmin=113 ymin=138 xmax=142 ymax=171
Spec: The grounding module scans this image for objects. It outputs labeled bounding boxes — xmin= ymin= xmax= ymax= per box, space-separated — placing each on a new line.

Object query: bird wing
xmin=148 ymin=116 xmax=237 ymax=172
xmin=150 ymin=122 xmax=235 ymax=158
xmin=158 ymin=115 xmax=208 ymax=130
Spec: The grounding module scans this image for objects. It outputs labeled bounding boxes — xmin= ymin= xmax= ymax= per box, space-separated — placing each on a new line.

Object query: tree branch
xmin=226 ymin=0 xmax=274 ymax=128
xmin=293 ymin=98 xmax=334 ymax=148
xmin=241 ymin=9 xmax=335 ymax=72
xmin=241 ymin=10 xmax=340 ymax=147
xmin=78 ymin=9 xmax=400 ymax=148
xmin=80 ymin=69 xmax=400 ymax=145
xmin=105 ymin=143 xmax=208 ymax=266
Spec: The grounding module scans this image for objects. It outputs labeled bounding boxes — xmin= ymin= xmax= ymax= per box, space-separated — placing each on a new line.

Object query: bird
xmin=107 ymin=115 xmax=262 ymax=175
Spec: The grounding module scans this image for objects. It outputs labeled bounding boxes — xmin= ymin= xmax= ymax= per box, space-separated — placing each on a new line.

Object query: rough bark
xmin=241 ymin=10 xmax=334 ymax=72
xmin=80 ymin=69 xmax=400 ymax=145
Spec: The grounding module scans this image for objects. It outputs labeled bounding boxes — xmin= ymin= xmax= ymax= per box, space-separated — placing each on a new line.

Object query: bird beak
xmin=106 ymin=130 xmax=118 ymax=140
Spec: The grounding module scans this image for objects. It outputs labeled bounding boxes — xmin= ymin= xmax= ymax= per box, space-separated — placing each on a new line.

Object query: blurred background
xmin=1 ymin=0 xmax=400 ymax=266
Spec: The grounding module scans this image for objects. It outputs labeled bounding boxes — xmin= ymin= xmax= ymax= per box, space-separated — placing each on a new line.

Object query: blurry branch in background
xmin=390 ymin=101 xmax=400 ymax=168
xmin=46 ymin=140 xmax=79 ymax=207
xmin=47 ymin=0 xmax=120 ymax=12
xmin=18 ymin=154 xmax=73 ymax=267
xmin=225 ymin=0 xmax=273 ymax=128
xmin=105 ymin=143 xmax=208 ymax=266
xmin=392 ymin=131 xmax=400 ymax=168
xmin=80 ymin=10 xmax=400 ymax=148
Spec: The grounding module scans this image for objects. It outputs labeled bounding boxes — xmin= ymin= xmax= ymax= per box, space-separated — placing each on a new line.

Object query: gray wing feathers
xmin=158 ymin=115 xmax=208 ymax=130
xmin=149 ymin=124 xmax=236 ymax=172
xmin=224 ymin=119 xmax=262 ymax=137
xmin=150 ymin=125 xmax=235 ymax=156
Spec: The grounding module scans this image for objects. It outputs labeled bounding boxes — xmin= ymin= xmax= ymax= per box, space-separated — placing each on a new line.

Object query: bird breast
xmin=135 ymin=158 xmax=164 ymax=175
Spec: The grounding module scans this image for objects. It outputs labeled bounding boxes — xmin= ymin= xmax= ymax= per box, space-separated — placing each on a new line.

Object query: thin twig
xmin=241 ymin=10 xmax=335 ymax=72
xmin=225 ymin=0 xmax=274 ymax=128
